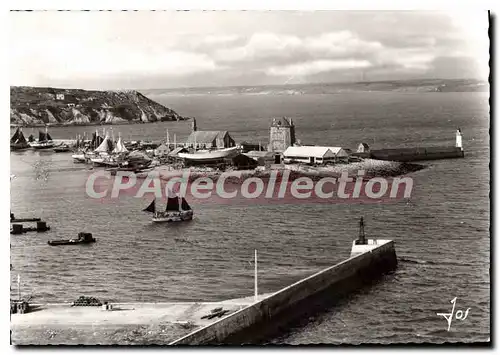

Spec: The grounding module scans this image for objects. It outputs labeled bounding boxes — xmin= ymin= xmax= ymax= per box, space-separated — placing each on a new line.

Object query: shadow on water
xmin=222 ymin=270 xmax=398 ymax=345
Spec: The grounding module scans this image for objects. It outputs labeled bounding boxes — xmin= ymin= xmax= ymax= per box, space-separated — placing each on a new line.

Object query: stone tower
xmin=268 ymin=117 xmax=296 ymax=152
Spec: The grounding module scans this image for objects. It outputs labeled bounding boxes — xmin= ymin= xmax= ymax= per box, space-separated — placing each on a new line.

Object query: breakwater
xmin=170 ymin=239 xmax=397 ymax=345
xmin=368 ymin=146 xmax=464 ymax=162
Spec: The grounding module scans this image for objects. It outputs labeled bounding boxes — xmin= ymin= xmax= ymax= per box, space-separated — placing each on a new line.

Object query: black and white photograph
xmin=8 ymin=7 xmax=490 ymax=346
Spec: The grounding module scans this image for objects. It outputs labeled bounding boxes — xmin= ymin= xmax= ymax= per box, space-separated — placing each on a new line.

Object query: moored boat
xmin=30 ymin=128 xmax=54 ymax=149
xmin=48 ymin=232 xmax=96 ymax=246
xmin=177 ymin=146 xmax=239 ymax=162
xmin=53 ymin=144 xmax=71 ymax=152
xmin=10 ymin=128 xmax=30 ymax=151
xmin=143 ymin=195 xmax=193 ymax=223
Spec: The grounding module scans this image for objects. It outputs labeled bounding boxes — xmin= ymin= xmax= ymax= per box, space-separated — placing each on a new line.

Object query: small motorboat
xmin=48 ymin=232 xmax=96 ymax=246
xmin=53 ymin=144 xmax=71 ymax=152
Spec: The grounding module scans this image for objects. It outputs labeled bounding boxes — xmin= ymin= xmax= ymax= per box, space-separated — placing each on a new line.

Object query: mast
xmin=254 ymin=249 xmax=258 ymax=302
xmin=166 ymin=129 xmax=170 ymax=150
xmin=174 ymin=133 xmax=177 ymax=148
xmin=358 ymin=217 xmax=366 ymax=245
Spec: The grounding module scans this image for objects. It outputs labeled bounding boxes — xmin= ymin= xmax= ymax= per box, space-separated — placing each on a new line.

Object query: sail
xmin=16 ymin=131 xmax=28 ymax=145
xmin=143 ymin=199 xmax=156 ymax=213
xmin=95 ymin=135 xmax=113 ymax=153
xmin=38 ymin=131 xmax=47 ymax=142
xmin=96 ymin=135 xmax=104 ymax=147
xmin=46 ymin=132 xmax=53 ymax=141
xmin=181 ymin=197 xmax=191 ymax=211
xmin=10 ymin=128 xmax=20 ymax=143
xmin=107 ymin=137 xmax=115 ymax=152
xmin=113 ymin=137 xmax=128 ymax=154
xmin=165 ymin=197 xmax=180 ymax=211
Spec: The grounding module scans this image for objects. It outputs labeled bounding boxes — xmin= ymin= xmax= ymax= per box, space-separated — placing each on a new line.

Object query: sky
xmin=9 ymin=10 xmax=490 ymax=89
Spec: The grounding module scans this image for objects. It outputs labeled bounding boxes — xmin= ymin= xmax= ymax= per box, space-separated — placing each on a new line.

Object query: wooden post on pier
xmin=254 ymin=249 xmax=258 ymax=302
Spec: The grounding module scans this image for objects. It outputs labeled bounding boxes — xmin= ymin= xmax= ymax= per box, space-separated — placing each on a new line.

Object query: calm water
xmin=10 ymin=92 xmax=490 ymax=343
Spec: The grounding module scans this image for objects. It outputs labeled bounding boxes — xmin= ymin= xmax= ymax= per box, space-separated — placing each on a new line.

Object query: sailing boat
xmin=143 ymin=194 xmax=194 ymax=223
xmin=91 ymin=132 xmax=119 ymax=167
xmin=30 ymin=127 xmax=54 ymax=149
xmin=10 ymin=128 xmax=30 ymax=151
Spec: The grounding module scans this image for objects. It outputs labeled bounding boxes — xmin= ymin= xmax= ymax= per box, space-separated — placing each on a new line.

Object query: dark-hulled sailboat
xmin=143 ymin=195 xmax=193 ymax=223
xmin=30 ymin=127 xmax=54 ymax=149
xmin=10 ymin=128 xmax=30 ymax=151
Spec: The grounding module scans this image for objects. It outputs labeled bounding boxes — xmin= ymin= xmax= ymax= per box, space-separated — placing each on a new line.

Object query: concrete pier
xmin=170 ymin=239 xmax=397 ymax=345
xmin=10 ymin=294 xmax=272 ymax=345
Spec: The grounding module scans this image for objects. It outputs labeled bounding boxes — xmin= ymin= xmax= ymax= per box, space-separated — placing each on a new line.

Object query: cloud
xmin=213 ymin=31 xmax=382 ymax=64
xmin=266 ymin=59 xmax=372 ymax=77
xmin=9 ymin=11 xmax=489 ymax=89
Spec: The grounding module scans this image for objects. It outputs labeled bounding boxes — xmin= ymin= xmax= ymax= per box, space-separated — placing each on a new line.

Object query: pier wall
xmin=369 ymin=146 xmax=464 ymax=162
xmin=170 ymin=240 xmax=397 ymax=345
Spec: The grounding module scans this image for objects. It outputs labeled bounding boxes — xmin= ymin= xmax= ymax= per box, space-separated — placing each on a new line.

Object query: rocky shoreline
xmin=156 ymin=159 xmax=426 ymax=182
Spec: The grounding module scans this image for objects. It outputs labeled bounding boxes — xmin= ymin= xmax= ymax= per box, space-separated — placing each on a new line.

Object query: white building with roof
xmin=283 ymin=146 xmax=350 ymax=164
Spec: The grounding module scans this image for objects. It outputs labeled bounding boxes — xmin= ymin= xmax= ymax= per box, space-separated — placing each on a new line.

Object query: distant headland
xmin=10 ymin=86 xmax=190 ymax=127
xmin=141 ymin=78 xmax=489 ymax=96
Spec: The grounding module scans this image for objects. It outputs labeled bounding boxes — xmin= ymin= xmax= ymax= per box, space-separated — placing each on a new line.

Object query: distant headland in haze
xmin=141 ymin=78 xmax=488 ymax=96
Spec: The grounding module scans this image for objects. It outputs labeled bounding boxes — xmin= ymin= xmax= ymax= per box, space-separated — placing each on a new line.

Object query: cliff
xmin=10 ymin=86 xmax=189 ymax=126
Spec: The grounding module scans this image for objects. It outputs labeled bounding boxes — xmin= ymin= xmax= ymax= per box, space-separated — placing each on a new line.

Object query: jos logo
xmin=436 ymin=297 xmax=471 ymax=332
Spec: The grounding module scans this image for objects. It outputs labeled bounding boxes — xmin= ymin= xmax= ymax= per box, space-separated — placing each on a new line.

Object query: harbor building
xmin=240 ymin=141 xmax=266 ymax=153
xmin=268 ymin=117 xmax=296 ymax=153
xmin=283 ymin=146 xmax=349 ymax=164
xmin=357 ymin=143 xmax=370 ymax=153
xmin=185 ymin=118 xmax=236 ymax=149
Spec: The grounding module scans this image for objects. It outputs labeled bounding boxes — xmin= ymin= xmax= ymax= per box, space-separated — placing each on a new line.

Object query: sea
xmin=10 ymin=89 xmax=490 ymax=344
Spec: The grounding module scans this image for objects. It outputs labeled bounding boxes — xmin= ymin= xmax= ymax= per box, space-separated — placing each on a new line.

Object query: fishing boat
xmin=53 ymin=143 xmax=71 ymax=152
xmin=10 ymin=128 xmax=30 ymax=151
xmin=48 ymin=232 xmax=96 ymax=246
xmin=73 ymin=130 xmax=103 ymax=163
xmin=71 ymin=135 xmax=87 ymax=162
xmin=30 ymin=128 xmax=54 ymax=149
xmin=91 ymin=132 xmax=118 ymax=167
xmin=177 ymin=146 xmax=239 ymax=162
xmin=143 ymin=195 xmax=193 ymax=223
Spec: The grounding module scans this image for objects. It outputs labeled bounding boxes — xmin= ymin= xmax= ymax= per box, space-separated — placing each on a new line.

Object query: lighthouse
xmin=456 ymin=128 xmax=463 ymax=151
